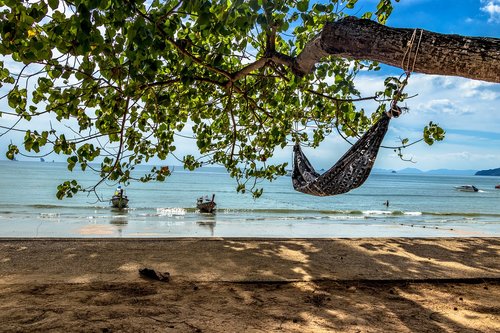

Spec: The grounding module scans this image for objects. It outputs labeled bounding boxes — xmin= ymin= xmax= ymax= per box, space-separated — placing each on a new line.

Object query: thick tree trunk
xmin=295 ymin=17 xmax=500 ymax=83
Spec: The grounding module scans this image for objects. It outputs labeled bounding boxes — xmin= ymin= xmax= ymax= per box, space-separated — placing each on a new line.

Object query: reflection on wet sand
xmin=197 ymin=217 xmax=216 ymax=236
xmin=78 ymin=225 xmax=116 ymax=236
xmin=110 ymin=209 xmax=129 ymax=236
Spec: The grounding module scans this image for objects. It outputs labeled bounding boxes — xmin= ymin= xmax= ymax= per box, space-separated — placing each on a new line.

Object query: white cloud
xmin=481 ymin=0 xmax=500 ymax=23
xmin=416 ymin=99 xmax=473 ymax=116
xmin=336 ymin=71 xmax=500 ymax=171
xmin=424 ymin=150 xmax=499 ymax=164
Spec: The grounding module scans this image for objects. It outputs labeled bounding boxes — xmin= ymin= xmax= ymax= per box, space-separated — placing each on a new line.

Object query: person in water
xmin=384 ymin=200 xmax=389 ymax=207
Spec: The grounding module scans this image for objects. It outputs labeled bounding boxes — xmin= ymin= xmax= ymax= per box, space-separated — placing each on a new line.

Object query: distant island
xmin=381 ymin=167 xmax=500 ymax=176
xmin=373 ymin=168 xmax=477 ymax=176
xmin=475 ymin=168 xmax=500 ymax=176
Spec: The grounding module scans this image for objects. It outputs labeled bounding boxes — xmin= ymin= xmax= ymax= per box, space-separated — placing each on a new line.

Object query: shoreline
xmin=1 ymin=218 xmax=498 ymax=238
xmin=1 ymin=237 xmax=499 ymax=332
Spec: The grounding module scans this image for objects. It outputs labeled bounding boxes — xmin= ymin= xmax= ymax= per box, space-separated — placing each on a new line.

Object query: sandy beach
xmin=1 ymin=237 xmax=499 ymax=332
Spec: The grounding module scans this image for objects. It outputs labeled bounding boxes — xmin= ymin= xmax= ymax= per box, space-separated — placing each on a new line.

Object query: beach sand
xmin=0 ymin=238 xmax=499 ymax=332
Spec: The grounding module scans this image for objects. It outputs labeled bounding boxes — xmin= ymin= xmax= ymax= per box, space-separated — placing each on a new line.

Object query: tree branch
xmin=295 ymin=16 xmax=500 ymax=83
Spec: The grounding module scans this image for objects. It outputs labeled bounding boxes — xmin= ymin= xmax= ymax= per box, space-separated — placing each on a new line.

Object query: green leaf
xmin=6 ymin=144 xmax=19 ymax=160
xmin=297 ymin=0 xmax=309 ymax=12
xmin=48 ymin=0 xmax=59 ymax=10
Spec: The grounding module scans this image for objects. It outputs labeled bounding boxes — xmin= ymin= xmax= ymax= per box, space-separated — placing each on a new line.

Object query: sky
xmin=292 ymin=0 xmax=500 ymax=172
xmin=0 ymin=0 xmax=499 ymax=172
xmin=373 ymin=0 xmax=500 ymax=171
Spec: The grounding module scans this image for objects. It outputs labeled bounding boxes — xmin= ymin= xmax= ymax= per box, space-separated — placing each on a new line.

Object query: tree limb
xmin=295 ymin=16 xmax=500 ymax=83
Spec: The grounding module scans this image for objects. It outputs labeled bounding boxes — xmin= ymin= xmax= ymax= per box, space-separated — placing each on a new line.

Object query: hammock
xmin=291 ymin=26 xmax=420 ymax=196
xmin=292 ymin=112 xmax=392 ymax=196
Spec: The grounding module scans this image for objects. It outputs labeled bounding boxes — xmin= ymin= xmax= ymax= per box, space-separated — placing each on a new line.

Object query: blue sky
xmin=374 ymin=0 xmax=500 ymax=171
xmin=1 ymin=0 xmax=499 ymax=171
xmin=298 ymin=0 xmax=500 ymax=171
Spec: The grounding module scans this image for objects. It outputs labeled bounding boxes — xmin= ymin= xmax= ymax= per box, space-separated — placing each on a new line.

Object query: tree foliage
xmin=0 ymin=0 xmax=444 ymax=198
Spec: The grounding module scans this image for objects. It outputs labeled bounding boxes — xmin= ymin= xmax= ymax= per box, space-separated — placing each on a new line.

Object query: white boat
xmin=111 ymin=187 xmax=129 ymax=208
xmin=197 ymin=194 xmax=216 ymax=213
xmin=454 ymin=185 xmax=479 ymax=192
xmin=111 ymin=195 xmax=129 ymax=208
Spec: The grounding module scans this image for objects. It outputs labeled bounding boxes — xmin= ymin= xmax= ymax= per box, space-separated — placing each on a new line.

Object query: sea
xmin=0 ymin=160 xmax=499 ymax=238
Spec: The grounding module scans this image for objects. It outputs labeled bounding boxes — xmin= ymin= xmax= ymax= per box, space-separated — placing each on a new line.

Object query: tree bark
xmin=295 ymin=16 xmax=500 ymax=83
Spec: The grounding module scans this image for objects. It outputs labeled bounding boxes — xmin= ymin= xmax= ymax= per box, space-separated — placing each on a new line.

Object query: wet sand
xmin=1 ymin=238 xmax=499 ymax=332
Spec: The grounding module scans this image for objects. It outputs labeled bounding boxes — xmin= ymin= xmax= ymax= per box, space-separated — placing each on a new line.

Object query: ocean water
xmin=0 ymin=160 xmax=499 ymax=238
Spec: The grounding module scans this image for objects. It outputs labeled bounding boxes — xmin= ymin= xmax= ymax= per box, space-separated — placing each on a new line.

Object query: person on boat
xmin=115 ymin=185 xmax=124 ymax=198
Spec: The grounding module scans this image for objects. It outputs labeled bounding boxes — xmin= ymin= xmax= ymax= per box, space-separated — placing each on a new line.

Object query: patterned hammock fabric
xmin=292 ymin=113 xmax=391 ymax=196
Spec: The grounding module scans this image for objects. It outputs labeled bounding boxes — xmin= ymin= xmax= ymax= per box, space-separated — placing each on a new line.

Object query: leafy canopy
xmin=0 ymin=0 xmax=444 ymax=198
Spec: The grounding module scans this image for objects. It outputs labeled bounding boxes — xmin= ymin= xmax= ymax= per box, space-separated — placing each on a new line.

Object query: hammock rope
xmin=291 ymin=29 xmax=422 ymax=196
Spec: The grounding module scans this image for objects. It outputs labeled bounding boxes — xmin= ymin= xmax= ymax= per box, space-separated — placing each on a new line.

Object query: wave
xmin=39 ymin=212 xmax=60 ymax=218
xmin=31 ymin=204 xmax=64 ymax=209
xmin=150 ymin=207 xmax=498 ymax=218
xmin=422 ymin=211 xmax=500 ymax=217
xmin=1 ymin=203 xmax=499 ymax=219
xmin=217 ymin=208 xmax=500 ymax=219
xmin=156 ymin=207 xmax=186 ymax=216
xmin=18 ymin=204 xmax=113 ymax=210
xmin=219 ymin=208 xmax=423 ymax=216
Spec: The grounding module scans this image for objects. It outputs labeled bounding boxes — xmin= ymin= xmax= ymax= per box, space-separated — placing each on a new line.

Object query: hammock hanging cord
xmin=291 ymin=29 xmax=422 ymax=196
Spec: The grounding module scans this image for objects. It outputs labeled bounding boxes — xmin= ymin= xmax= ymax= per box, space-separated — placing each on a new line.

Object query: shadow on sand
xmin=0 ymin=238 xmax=498 ymax=332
